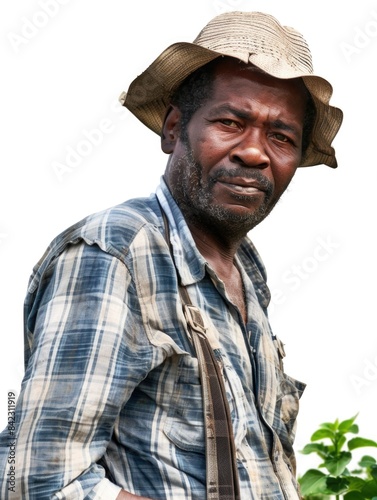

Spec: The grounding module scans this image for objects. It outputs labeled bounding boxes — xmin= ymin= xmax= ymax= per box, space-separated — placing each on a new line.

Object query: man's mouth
xmin=218 ymin=178 xmax=267 ymax=195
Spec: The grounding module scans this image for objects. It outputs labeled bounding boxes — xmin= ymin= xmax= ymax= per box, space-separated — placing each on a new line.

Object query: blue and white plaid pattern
xmin=0 ymin=178 xmax=305 ymax=499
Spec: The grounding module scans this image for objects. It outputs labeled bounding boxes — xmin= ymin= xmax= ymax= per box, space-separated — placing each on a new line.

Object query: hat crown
xmin=193 ymin=11 xmax=314 ymax=78
xmin=120 ymin=10 xmax=343 ymax=168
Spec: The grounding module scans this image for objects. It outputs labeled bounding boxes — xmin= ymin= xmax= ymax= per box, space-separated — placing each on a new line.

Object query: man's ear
xmin=161 ymin=105 xmax=181 ymax=154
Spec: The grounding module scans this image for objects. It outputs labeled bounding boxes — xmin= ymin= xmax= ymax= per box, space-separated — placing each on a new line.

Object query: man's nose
xmin=229 ymin=131 xmax=269 ymax=169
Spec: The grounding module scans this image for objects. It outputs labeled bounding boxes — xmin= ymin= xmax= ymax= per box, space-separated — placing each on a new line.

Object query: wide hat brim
xmin=119 ymin=11 xmax=343 ymax=168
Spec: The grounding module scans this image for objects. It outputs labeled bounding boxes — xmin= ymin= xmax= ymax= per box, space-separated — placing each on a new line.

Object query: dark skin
xmin=162 ymin=59 xmax=307 ymax=323
xmin=116 ymin=59 xmax=307 ymax=499
xmin=116 ymin=492 xmax=153 ymax=500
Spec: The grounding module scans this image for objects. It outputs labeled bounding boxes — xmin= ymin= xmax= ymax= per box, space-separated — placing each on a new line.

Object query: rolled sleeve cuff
xmin=54 ymin=478 xmax=122 ymax=500
xmin=92 ymin=478 xmax=122 ymax=499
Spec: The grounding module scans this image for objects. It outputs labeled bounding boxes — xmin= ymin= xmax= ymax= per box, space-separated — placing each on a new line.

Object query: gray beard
xmin=170 ymin=141 xmax=275 ymax=238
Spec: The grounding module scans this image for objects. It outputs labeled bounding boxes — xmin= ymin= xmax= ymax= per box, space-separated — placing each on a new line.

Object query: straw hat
xmin=119 ymin=11 xmax=343 ymax=168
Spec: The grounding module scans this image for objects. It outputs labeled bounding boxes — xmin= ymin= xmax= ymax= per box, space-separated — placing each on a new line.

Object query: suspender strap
xmin=160 ymin=206 xmax=240 ymax=500
xmin=180 ymin=288 xmax=240 ymax=500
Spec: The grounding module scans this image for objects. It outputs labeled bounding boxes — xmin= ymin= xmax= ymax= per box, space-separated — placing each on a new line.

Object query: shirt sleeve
xmin=11 ymin=242 xmax=150 ymax=499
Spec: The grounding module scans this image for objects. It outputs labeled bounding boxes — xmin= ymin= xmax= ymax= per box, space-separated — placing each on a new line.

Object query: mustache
xmin=209 ymin=167 xmax=273 ymax=196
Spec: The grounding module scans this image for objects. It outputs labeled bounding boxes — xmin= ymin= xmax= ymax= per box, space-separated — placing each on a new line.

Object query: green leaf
xmin=338 ymin=435 xmax=347 ymax=451
xmin=302 ymin=496 xmax=329 ymax=500
xmin=320 ymin=421 xmax=339 ymax=432
xmin=349 ymin=424 xmax=359 ymax=434
xmin=325 ymin=476 xmax=349 ymax=494
xmin=301 ymin=443 xmax=329 ymax=456
xmin=362 ymin=479 xmax=377 ymax=497
xmin=299 ymin=469 xmax=328 ymax=496
xmin=359 ymin=455 xmax=377 ymax=468
xmin=345 ymin=475 xmax=367 ymax=491
xmin=338 ymin=414 xmax=359 ymax=434
xmin=311 ymin=428 xmax=336 ymax=442
xmin=323 ymin=452 xmax=352 ymax=476
xmin=370 ymin=465 xmax=377 ymax=483
xmin=344 ymin=492 xmax=365 ymax=500
xmin=348 ymin=437 xmax=377 ymax=451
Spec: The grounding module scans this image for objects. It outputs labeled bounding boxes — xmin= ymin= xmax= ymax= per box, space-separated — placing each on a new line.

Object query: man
xmin=0 ymin=11 xmax=342 ymax=500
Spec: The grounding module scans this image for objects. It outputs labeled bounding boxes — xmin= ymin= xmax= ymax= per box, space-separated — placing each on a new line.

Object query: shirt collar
xmin=156 ymin=177 xmax=207 ymax=286
xmin=155 ymin=177 xmax=271 ymax=309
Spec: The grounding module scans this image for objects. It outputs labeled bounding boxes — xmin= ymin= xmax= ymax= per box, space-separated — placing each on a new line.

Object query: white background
xmin=1 ymin=0 xmax=376 ymax=477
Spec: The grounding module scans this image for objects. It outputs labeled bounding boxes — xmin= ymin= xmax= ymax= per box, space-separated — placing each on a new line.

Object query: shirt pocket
xmin=163 ymin=350 xmax=248 ymax=453
xmin=163 ymin=355 xmax=205 ymax=453
xmin=259 ymin=333 xmax=306 ymax=451
xmin=273 ymin=335 xmax=306 ymax=435
xmin=276 ymin=370 xmax=306 ymax=438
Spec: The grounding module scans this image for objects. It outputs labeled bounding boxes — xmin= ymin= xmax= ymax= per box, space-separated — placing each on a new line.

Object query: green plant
xmin=298 ymin=414 xmax=377 ymax=499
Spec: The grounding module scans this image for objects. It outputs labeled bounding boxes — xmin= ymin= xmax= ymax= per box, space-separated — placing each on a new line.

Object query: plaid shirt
xmin=0 ymin=178 xmax=305 ymax=499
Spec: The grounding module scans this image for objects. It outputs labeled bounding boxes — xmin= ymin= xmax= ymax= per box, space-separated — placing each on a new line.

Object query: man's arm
xmin=116 ymin=491 xmax=153 ymax=500
xmin=11 ymin=242 xmax=151 ymax=499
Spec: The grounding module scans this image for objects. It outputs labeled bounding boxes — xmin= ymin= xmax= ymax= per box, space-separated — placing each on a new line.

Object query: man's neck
xmin=187 ymin=220 xmax=242 ymax=277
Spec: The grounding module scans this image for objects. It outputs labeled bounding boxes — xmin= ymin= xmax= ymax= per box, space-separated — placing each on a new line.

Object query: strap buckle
xmin=183 ymin=304 xmax=207 ymax=338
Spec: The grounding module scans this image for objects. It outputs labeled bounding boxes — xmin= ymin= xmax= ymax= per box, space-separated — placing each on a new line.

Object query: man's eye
xmin=273 ymin=133 xmax=290 ymax=143
xmin=219 ymin=119 xmax=239 ymax=128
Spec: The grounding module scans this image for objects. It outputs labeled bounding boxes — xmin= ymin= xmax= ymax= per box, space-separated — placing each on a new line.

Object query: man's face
xmin=164 ymin=59 xmax=308 ymax=237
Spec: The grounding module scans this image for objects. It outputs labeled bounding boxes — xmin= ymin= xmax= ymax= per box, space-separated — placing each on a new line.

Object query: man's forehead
xmin=210 ymin=58 xmax=307 ymax=97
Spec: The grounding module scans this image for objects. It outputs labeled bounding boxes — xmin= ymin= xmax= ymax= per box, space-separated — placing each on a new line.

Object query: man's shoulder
xmin=80 ymin=195 xmax=162 ymax=252
xmin=30 ymin=195 xmax=163 ymax=286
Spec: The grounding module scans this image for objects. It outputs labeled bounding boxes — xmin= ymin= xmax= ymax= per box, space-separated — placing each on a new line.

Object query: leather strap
xmin=160 ymin=206 xmax=240 ymax=499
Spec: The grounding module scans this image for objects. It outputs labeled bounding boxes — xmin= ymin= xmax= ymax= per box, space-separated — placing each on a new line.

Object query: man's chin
xmin=196 ymin=202 xmax=272 ymax=235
